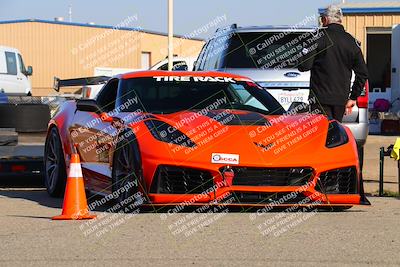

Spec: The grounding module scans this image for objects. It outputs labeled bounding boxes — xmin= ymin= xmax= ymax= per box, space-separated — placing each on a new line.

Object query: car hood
xmin=145 ymin=109 xmax=331 ymax=166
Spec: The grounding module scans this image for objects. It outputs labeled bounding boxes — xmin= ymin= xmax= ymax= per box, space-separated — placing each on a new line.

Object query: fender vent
xmin=316 ymin=167 xmax=357 ymax=194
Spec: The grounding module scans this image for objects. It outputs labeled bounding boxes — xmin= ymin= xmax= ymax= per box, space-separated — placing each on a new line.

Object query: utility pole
xmin=68 ymin=5 xmax=72 ymax=22
xmin=168 ymin=0 xmax=173 ymax=71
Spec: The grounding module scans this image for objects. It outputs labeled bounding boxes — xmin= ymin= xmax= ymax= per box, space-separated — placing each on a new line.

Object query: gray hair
xmin=321 ymin=5 xmax=343 ymax=23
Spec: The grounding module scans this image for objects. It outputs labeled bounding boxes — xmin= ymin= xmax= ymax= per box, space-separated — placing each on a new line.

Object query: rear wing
xmin=53 ymin=76 xmax=110 ymax=92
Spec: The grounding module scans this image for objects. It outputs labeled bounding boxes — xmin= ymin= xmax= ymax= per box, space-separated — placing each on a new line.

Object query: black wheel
xmin=44 ymin=127 xmax=67 ymax=197
xmin=357 ymin=145 xmax=364 ymax=170
xmin=111 ymin=134 xmax=144 ymax=211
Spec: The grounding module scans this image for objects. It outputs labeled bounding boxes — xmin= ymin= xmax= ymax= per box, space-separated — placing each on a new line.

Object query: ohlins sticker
xmin=153 ymin=76 xmax=236 ymax=83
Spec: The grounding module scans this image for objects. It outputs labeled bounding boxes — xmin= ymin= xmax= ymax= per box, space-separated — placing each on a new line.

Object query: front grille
xmin=229 ymin=167 xmax=313 ymax=186
xmin=316 ymin=167 xmax=357 ymax=194
xmin=232 ymin=192 xmax=309 ymax=204
xmin=150 ymin=165 xmax=214 ymax=194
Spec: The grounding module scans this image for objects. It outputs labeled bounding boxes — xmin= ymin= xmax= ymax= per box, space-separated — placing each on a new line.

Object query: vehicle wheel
xmin=111 ymin=134 xmax=144 ymax=212
xmin=44 ymin=127 xmax=67 ymax=197
xmin=357 ymin=145 xmax=364 ymax=170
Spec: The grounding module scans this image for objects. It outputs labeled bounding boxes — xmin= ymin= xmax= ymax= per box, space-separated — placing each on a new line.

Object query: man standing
xmin=298 ymin=5 xmax=368 ymax=122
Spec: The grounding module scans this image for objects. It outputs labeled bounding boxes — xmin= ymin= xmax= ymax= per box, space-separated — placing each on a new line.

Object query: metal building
xmin=0 ymin=19 xmax=204 ymax=96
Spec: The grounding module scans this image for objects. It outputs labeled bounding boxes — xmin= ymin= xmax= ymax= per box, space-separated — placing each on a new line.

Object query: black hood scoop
xmin=204 ymin=110 xmax=270 ymax=126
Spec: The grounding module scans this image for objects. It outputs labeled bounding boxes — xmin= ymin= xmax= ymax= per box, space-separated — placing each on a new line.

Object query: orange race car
xmin=44 ymin=71 xmax=370 ymax=211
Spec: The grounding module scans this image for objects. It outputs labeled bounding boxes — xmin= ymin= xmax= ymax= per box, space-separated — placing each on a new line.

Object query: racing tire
xmin=111 ymin=132 xmax=144 ymax=212
xmin=15 ymin=104 xmax=51 ymax=132
xmin=0 ymin=104 xmax=18 ymax=128
xmin=44 ymin=127 xmax=67 ymax=197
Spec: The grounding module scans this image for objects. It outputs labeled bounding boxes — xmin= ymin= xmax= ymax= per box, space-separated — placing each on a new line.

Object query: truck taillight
xmin=11 ymin=164 xmax=27 ymax=172
xmin=357 ymin=81 xmax=369 ymax=109
xmin=82 ymin=86 xmax=91 ymax=99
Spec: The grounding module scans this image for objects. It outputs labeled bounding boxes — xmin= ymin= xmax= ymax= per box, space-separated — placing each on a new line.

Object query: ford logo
xmin=284 ymin=72 xmax=300 ymax=78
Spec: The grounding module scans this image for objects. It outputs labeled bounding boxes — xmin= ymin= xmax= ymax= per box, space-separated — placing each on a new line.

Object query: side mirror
xmin=25 ymin=66 xmax=33 ymax=76
xmin=99 ymin=112 xmax=121 ymax=123
xmin=287 ymin=101 xmax=309 ymax=114
xmin=100 ymin=112 xmax=113 ymax=123
xmin=76 ymin=99 xmax=102 ymax=114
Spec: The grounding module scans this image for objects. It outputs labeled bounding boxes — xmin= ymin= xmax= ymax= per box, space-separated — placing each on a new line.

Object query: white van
xmin=0 ymin=46 xmax=33 ymax=95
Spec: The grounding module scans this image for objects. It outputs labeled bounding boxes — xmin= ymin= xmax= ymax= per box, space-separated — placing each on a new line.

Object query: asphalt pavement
xmin=0 ymin=135 xmax=399 ymax=266
xmin=0 ymin=186 xmax=399 ymax=266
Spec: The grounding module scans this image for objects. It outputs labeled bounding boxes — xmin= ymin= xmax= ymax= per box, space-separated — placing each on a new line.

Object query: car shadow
xmin=0 ymin=176 xmax=368 ymax=214
xmin=0 ymin=188 xmax=62 ymax=209
xmin=0 ymin=175 xmax=63 ymax=209
xmin=86 ymin=192 xmax=367 ymax=214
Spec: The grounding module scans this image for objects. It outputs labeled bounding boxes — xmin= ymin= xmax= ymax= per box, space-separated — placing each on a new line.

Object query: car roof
xmin=119 ymin=70 xmax=253 ymax=80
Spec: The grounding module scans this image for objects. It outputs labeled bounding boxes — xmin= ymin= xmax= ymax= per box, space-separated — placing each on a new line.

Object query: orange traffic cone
xmin=52 ymin=152 xmax=96 ymax=220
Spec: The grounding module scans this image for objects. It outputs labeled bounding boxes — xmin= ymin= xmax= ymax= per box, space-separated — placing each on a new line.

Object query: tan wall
xmin=343 ymin=14 xmax=400 ymax=57
xmin=140 ymin=32 xmax=204 ymax=68
xmin=0 ymin=22 xmax=204 ymax=96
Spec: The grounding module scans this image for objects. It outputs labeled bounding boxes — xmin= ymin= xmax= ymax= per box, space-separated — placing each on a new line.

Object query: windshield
xmin=18 ymin=54 xmax=27 ymax=74
xmin=116 ymin=77 xmax=284 ymax=115
xmin=223 ymin=32 xmax=316 ymax=69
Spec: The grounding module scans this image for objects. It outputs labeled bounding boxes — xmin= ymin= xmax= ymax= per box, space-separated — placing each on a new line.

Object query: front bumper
xmin=146 ymin=164 xmax=370 ymax=206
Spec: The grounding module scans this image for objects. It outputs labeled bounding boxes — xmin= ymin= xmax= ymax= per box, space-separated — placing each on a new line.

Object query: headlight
xmin=144 ymin=120 xmax=196 ymax=148
xmin=325 ymin=121 xmax=349 ymax=148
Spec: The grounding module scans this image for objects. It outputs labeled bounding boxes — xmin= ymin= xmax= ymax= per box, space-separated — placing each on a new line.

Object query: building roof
xmin=319 ymin=2 xmax=400 ymax=14
xmin=0 ymin=19 xmax=204 ymax=41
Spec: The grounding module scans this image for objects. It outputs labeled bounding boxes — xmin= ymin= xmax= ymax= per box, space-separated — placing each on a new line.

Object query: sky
xmin=0 ymin=0 xmax=394 ymax=39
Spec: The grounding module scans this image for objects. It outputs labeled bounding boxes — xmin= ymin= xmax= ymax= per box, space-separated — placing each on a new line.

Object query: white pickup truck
xmin=61 ymin=57 xmax=197 ymax=99
xmin=0 ymin=46 xmax=49 ymax=178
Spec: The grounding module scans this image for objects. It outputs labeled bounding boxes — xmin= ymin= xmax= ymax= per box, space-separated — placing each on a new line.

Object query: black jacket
xmin=298 ymin=24 xmax=368 ymax=106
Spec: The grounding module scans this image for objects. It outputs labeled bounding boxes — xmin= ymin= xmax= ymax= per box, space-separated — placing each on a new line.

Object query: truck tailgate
xmin=0 ymin=132 xmax=45 ymax=177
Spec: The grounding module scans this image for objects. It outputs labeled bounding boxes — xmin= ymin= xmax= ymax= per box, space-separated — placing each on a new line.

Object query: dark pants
xmin=310 ymin=104 xmax=345 ymax=122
